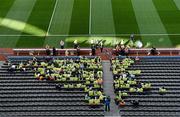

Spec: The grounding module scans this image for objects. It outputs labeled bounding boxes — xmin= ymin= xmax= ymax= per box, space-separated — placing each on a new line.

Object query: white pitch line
xmin=47 ymin=33 xmax=180 ymax=36
xmin=89 ymin=0 xmax=92 ymax=35
xmin=46 ymin=0 xmax=59 ymax=36
xmin=1 ymin=33 xmax=180 ymax=37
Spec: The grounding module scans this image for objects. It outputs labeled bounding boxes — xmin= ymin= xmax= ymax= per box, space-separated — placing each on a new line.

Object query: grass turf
xmin=69 ymin=0 xmax=90 ymax=35
xmin=48 ymin=0 xmax=74 ymax=35
xmin=111 ymin=0 xmax=140 ymax=34
xmin=91 ymin=0 xmax=115 ymax=34
xmin=153 ymin=0 xmax=180 ymax=47
xmin=16 ymin=0 xmax=56 ymax=47
xmin=0 ymin=0 xmax=180 ymax=48
xmin=131 ymin=0 xmax=172 ymax=47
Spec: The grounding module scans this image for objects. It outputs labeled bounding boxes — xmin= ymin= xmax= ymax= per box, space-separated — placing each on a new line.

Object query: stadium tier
xmin=0 ymin=56 xmax=104 ymax=117
xmin=1 ymin=0 xmax=180 ymax=116
xmin=112 ymin=56 xmax=180 ymax=117
xmin=0 ymin=55 xmax=180 ymax=117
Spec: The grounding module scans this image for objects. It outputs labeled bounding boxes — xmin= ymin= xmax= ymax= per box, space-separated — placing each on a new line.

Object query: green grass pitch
xmin=0 ymin=0 xmax=180 ymax=48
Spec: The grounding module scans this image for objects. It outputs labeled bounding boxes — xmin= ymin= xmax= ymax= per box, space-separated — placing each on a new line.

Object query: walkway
xmin=0 ymin=48 xmax=13 ymax=61
xmin=102 ymin=60 xmax=120 ymax=117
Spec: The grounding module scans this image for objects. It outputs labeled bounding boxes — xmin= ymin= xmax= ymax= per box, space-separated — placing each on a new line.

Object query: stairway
xmin=102 ymin=60 xmax=120 ymax=117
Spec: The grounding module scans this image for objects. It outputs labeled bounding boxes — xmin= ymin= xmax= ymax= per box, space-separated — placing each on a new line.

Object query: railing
xmin=13 ymin=48 xmax=180 ymax=56
xmin=113 ymin=48 xmax=180 ymax=56
xmin=13 ymin=48 xmax=91 ymax=56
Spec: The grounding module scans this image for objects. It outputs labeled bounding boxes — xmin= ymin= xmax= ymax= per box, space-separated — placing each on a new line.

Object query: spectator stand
xmin=1 ymin=56 xmax=105 ymax=117
xmin=115 ymin=56 xmax=180 ymax=117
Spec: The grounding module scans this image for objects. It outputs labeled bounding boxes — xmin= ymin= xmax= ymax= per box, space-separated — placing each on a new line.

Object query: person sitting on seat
xmin=143 ymin=83 xmax=152 ymax=90
xmin=137 ymin=87 xmax=143 ymax=94
xmin=63 ymin=84 xmax=68 ymax=89
xmin=114 ymin=95 xmax=122 ymax=105
xmin=129 ymin=87 xmax=136 ymax=93
xmin=18 ymin=62 xmax=24 ymax=71
xmin=121 ymin=92 xmax=128 ymax=97
xmin=88 ymin=90 xmax=94 ymax=97
xmin=130 ymin=99 xmax=139 ymax=107
xmin=9 ymin=64 xmax=16 ymax=73
xmin=85 ymin=94 xmax=90 ymax=102
xmin=159 ymin=87 xmax=167 ymax=95
xmin=94 ymin=97 xmax=100 ymax=105
xmin=119 ymin=100 xmax=126 ymax=107
xmin=39 ymin=75 xmax=45 ymax=80
xmin=88 ymin=99 xmax=94 ymax=106
xmin=55 ymin=84 xmax=62 ymax=90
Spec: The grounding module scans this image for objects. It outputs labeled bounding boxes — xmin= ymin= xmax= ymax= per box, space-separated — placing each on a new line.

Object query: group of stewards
xmin=74 ymin=39 xmax=104 ymax=56
xmin=14 ymin=56 xmax=105 ymax=106
xmin=111 ymin=57 xmax=166 ymax=107
xmin=44 ymin=39 xmax=104 ymax=57
xmin=115 ymin=44 xmax=130 ymax=56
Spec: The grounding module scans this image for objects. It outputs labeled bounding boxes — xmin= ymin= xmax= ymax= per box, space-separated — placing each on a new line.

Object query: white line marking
xmin=89 ymin=0 xmax=92 ymax=35
xmin=1 ymin=33 xmax=180 ymax=37
xmin=46 ymin=0 xmax=59 ymax=36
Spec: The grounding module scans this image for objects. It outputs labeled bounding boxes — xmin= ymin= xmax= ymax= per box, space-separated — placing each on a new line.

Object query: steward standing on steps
xmin=104 ymin=96 xmax=111 ymax=112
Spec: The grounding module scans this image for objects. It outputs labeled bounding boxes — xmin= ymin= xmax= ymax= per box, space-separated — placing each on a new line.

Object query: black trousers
xmin=105 ymin=104 xmax=110 ymax=111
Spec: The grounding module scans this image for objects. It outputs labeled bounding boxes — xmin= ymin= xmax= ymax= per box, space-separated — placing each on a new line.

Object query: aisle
xmin=102 ymin=60 xmax=120 ymax=117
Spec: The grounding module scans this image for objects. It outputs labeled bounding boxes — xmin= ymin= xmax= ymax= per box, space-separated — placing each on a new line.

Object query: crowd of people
xmin=43 ymin=39 xmax=105 ymax=56
xmin=43 ymin=37 xmax=162 ymax=57
xmin=9 ymin=56 xmax=108 ymax=107
xmin=7 ymin=57 xmax=38 ymax=73
xmin=111 ymin=57 xmax=166 ymax=107
xmin=115 ymin=44 xmax=130 ymax=56
xmin=6 ymin=36 xmax=166 ymax=112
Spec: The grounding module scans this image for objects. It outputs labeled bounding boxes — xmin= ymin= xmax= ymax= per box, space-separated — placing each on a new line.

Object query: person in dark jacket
xmin=46 ymin=49 xmax=51 ymax=56
xmin=104 ymin=96 xmax=111 ymax=111
xmin=52 ymin=47 xmax=57 ymax=56
xmin=148 ymin=47 xmax=160 ymax=55
xmin=92 ymin=45 xmax=96 ymax=56
xmin=76 ymin=46 xmax=80 ymax=56
xmin=130 ymin=100 xmax=139 ymax=107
